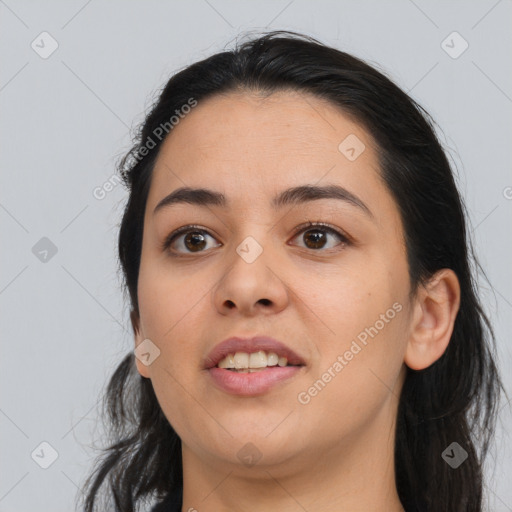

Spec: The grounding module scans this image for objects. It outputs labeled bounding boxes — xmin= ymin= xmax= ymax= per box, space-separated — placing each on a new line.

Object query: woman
xmin=81 ymin=31 xmax=504 ymax=512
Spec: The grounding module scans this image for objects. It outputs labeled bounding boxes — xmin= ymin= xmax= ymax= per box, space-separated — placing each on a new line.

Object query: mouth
xmin=204 ymin=336 xmax=306 ymax=396
xmin=204 ymin=335 xmax=306 ymax=369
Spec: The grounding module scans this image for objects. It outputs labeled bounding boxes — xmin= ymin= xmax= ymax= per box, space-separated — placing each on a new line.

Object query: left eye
xmin=290 ymin=223 xmax=348 ymax=250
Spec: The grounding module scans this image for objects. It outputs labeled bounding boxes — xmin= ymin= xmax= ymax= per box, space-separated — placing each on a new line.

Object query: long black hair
xmin=79 ymin=31 xmax=505 ymax=511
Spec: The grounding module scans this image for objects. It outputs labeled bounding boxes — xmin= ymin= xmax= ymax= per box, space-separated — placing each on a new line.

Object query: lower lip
xmin=207 ymin=366 xmax=303 ymax=396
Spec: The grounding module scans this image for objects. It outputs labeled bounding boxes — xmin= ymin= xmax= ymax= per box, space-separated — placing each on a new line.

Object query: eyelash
xmin=161 ymin=221 xmax=351 ymax=256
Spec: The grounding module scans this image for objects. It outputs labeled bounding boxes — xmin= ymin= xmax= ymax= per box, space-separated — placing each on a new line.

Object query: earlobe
xmin=404 ymin=269 xmax=461 ymax=371
xmin=130 ymin=310 xmax=151 ymax=379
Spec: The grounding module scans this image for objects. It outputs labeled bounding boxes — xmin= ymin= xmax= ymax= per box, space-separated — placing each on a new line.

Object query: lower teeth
xmin=226 ymin=366 xmax=288 ymax=372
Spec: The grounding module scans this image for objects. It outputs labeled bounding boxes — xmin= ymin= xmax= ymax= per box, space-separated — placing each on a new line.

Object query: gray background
xmin=1 ymin=1 xmax=511 ymax=510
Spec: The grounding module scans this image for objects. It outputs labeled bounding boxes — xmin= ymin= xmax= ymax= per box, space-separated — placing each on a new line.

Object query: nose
xmin=212 ymin=238 xmax=290 ymax=317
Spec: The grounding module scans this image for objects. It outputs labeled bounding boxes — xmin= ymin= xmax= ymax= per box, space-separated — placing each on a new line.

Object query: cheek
xmin=302 ymin=260 xmax=408 ymax=400
xmin=137 ymin=255 xmax=211 ymax=344
xmin=135 ymin=257 xmax=216 ymax=418
xmin=297 ymin=306 xmax=407 ymax=446
xmin=136 ymin=261 xmax=211 ymax=437
xmin=294 ymin=259 xmax=401 ymax=346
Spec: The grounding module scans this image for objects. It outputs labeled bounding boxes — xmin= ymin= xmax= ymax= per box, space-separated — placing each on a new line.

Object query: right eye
xmin=162 ymin=225 xmax=222 ymax=255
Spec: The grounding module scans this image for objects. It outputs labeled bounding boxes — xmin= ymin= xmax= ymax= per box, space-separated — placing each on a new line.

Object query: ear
xmin=131 ymin=309 xmax=150 ymax=378
xmin=404 ymin=269 xmax=461 ymax=371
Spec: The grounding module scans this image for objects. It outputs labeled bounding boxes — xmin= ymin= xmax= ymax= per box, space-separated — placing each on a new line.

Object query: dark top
xmin=150 ymin=486 xmax=183 ymax=512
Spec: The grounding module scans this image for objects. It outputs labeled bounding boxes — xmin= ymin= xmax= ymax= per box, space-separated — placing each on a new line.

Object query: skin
xmin=132 ymin=90 xmax=461 ymax=511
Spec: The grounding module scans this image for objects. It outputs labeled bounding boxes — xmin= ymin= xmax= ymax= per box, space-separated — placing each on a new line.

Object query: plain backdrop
xmin=1 ymin=1 xmax=511 ymax=510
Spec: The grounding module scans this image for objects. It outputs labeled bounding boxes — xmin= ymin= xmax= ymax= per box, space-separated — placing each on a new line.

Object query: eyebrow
xmin=153 ymin=184 xmax=374 ymax=219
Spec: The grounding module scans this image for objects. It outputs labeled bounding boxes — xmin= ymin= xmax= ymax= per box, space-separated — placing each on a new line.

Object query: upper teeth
xmin=217 ymin=351 xmax=288 ymax=369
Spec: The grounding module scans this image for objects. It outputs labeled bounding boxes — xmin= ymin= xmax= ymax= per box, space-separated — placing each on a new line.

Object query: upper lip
xmin=204 ymin=335 xmax=306 ymax=369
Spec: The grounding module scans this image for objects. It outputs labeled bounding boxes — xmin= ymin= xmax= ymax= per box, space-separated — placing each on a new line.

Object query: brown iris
xmin=302 ymin=228 xmax=327 ymax=249
xmin=184 ymin=231 xmax=207 ymax=252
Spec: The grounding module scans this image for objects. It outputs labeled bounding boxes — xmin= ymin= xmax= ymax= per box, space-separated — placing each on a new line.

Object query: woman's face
xmin=134 ymin=90 xmax=413 ymax=473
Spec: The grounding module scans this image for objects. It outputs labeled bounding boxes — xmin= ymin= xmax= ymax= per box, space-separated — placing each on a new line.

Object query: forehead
xmin=145 ymin=90 xmax=394 ymax=224
xmin=158 ymin=90 xmax=370 ymax=163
